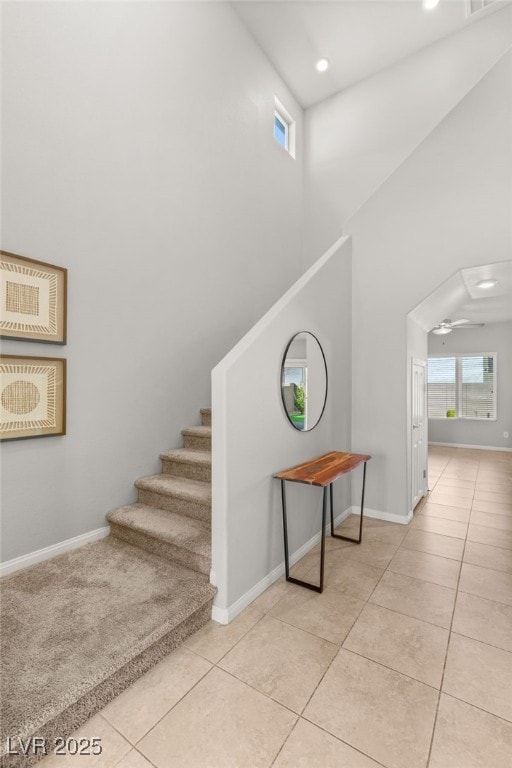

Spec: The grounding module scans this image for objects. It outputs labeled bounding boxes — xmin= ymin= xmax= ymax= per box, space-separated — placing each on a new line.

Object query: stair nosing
xmin=160 ymin=448 xmax=211 ymax=466
xmin=135 ymin=474 xmax=211 ymax=505
xmin=181 ymin=426 xmax=211 ymax=436
xmin=108 ymin=504 xmax=211 ymax=556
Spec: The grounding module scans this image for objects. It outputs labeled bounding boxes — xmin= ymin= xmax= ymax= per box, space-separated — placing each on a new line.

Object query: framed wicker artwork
xmin=0 ymin=355 xmax=66 ymax=441
xmin=0 ymin=251 xmax=67 ymax=344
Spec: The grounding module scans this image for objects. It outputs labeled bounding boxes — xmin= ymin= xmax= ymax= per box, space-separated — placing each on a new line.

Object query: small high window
xmin=274 ymin=112 xmax=288 ymax=150
xmin=274 ymin=97 xmax=296 ymax=158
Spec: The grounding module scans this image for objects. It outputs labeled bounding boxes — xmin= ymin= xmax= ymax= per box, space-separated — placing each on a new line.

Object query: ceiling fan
xmin=431 ymin=318 xmax=485 ymax=335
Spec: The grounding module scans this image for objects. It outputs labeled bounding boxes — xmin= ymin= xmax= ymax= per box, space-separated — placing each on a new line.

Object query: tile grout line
xmin=366 ymin=596 xmax=453 ymax=631
xmin=98 ymin=715 xmax=139 ymax=768
xmin=425 ymin=454 xmax=475 ymax=768
xmin=293 ymin=524 xmax=384 ymax=711
xmin=435 ymin=691 xmax=512 ymax=726
xmin=216 ymin=664 xmax=301 ymax=719
xmin=98 ymin=446 xmax=510 ymax=767
xmin=334 ymin=518 xmax=454 ymax=693
xmin=263 ymin=610 xmax=357 ymax=647
xmin=268 ymin=718 xmax=302 ymax=768
xmin=458 ymin=585 xmax=512 ymax=608
xmin=102 ymin=658 xmax=213 ymax=754
xmin=281 ymin=713 xmax=392 ymax=768
xmin=336 ymin=646 xmax=442 ymax=692
xmin=448 ymin=626 xmax=512 ymax=656
xmin=272 ymin=518 xmax=406 ymax=765
xmin=302 ymin=501 xmax=450 ymax=764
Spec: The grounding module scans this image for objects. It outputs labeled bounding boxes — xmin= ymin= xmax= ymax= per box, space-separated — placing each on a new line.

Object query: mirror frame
xmin=280 ymin=330 xmax=328 ymax=432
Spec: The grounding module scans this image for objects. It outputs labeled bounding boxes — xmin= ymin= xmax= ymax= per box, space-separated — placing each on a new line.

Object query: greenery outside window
xmin=427 ymin=354 xmax=496 ymax=420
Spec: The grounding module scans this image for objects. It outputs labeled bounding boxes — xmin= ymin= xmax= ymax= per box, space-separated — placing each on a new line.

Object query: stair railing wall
xmin=211 ymin=235 xmax=352 ymax=623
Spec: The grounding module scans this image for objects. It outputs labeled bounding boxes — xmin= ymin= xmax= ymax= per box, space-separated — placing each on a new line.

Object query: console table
xmin=274 ymin=451 xmax=371 ymax=593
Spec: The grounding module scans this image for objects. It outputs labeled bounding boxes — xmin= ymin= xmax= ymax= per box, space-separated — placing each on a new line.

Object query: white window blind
xmin=427 ymin=357 xmax=456 ymax=418
xmin=460 ymin=355 xmax=496 ymax=419
xmin=427 ymin=354 xmax=496 ymax=420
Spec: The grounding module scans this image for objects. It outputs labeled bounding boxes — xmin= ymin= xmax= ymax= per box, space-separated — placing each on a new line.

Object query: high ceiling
xmin=233 ymin=0 xmax=508 ymax=108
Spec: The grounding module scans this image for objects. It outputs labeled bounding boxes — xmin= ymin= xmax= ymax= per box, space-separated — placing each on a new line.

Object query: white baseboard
xmin=349 ymin=505 xmax=413 ymax=526
xmin=429 ymin=442 xmax=512 ymax=453
xmin=0 ymin=526 xmax=110 ymax=577
xmin=211 ymin=506 xmax=353 ymax=625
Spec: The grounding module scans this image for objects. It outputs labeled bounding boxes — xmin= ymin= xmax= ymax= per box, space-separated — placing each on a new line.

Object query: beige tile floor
xmin=40 ymin=446 xmax=512 ymax=768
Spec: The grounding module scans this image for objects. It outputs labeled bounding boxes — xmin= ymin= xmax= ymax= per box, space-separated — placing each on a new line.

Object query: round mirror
xmin=280 ymin=331 xmax=327 ymax=431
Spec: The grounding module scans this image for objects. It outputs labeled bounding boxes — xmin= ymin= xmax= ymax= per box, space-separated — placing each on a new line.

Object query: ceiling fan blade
xmin=453 ymin=323 xmax=485 ymax=328
xmin=450 ymin=318 xmax=469 ymax=326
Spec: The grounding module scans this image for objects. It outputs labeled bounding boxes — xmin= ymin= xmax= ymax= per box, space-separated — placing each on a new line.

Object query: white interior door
xmin=411 ymin=360 xmax=427 ymax=509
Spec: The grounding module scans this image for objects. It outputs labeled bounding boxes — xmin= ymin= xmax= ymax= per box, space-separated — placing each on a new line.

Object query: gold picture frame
xmin=0 ymin=355 xmax=66 ymax=441
xmin=0 ymin=251 xmax=67 ymax=344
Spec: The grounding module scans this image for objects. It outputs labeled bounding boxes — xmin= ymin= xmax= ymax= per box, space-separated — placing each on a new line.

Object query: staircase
xmin=0 ymin=409 xmax=215 ymax=768
xmin=107 ymin=408 xmax=213 ymax=578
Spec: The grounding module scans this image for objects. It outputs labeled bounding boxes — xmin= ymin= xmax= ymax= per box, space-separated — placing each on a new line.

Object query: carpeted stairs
xmin=107 ymin=409 xmax=213 ymax=573
xmin=0 ymin=409 xmax=215 ymax=768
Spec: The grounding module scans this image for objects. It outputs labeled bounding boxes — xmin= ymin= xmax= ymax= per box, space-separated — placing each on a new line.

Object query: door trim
xmin=411 ymin=358 xmax=428 ymax=510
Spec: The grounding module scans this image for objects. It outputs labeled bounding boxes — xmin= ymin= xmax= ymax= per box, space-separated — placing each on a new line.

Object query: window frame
xmin=427 ymin=352 xmax=497 ymax=422
xmin=274 ymin=110 xmax=289 ymax=151
xmin=273 ymin=97 xmax=296 ymax=158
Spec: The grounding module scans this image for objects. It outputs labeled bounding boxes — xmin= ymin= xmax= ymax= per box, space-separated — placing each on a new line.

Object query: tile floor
xmin=40 ymin=446 xmax=512 ymax=768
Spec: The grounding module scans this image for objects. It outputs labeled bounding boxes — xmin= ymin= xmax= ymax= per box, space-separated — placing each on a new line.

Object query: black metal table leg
xmin=281 ymin=480 xmax=290 ymax=581
xmin=281 ymin=481 xmax=327 ymax=593
xmin=330 ymin=461 xmax=367 ymax=544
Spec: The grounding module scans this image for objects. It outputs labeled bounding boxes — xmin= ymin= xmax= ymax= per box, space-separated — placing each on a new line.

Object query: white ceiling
xmin=234 ymin=1 xmax=512 ymax=330
xmin=233 ymin=0 xmax=509 ymax=108
xmin=409 ymin=260 xmax=512 ymax=332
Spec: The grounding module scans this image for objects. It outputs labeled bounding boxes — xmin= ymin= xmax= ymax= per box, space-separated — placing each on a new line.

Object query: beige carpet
xmin=0 ymin=536 xmax=215 ymax=767
xmin=1 ymin=408 xmax=214 ymax=767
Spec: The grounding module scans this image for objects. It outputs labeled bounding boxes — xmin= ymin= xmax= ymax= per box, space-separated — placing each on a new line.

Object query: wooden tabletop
xmin=274 ymin=451 xmax=371 ymax=487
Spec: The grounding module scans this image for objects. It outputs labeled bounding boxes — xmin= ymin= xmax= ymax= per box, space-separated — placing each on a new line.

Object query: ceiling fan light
xmin=476 ymin=279 xmax=497 ymax=289
xmin=432 ymin=326 xmax=452 ymax=335
xmin=423 ymin=0 xmax=440 ymax=9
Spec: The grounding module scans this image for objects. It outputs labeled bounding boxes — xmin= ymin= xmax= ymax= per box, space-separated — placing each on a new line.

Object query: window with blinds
xmin=427 ymin=354 xmax=496 ymax=420
xmin=427 ymin=357 xmax=456 ymax=418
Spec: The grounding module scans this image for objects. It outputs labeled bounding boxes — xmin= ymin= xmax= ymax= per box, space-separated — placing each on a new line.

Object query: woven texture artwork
xmin=0 ymin=357 xmax=65 ymax=440
xmin=0 ymin=252 xmax=66 ymax=343
xmin=6 ymin=281 xmax=40 ymax=316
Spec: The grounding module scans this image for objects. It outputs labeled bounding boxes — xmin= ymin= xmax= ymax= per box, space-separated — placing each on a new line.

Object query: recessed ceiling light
xmin=476 ymin=279 xmax=497 ymax=289
xmin=316 ymin=58 xmax=330 ymax=73
xmin=423 ymin=0 xmax=440 ymax=9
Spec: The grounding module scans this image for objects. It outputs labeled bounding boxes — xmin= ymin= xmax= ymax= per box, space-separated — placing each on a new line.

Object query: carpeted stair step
xmin=0 ymin=537 xmax=215 ymax=768
xmin=160 ymin=448 xmax=211 ymax=482
xmin=135 ymin=474 xmax=211 ymax=525
xmin=107 ymin=503 xmax=211 ymax=576
xmin=200 ymin=408 xmax=211 ymax=427
xmin=182 ymin=425 xmax=211 ymax=450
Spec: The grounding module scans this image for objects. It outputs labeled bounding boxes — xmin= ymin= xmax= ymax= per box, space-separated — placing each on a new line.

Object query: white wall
xmin=303 ymin=5 xmax=512 ymax=262
xmin=428 ymin=322 xmax=512 ymax=450
xmin=345 ymin=51 xmax=512 ymax=520
xmin=0 ymin=1 xmax=304 ymax=562
xmin=212 ymin=237 xmax=352 ymax=620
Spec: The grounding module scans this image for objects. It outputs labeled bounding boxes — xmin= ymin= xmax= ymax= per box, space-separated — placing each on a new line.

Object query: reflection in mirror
xmin=281 ymin=332 xmax=327 ymax=431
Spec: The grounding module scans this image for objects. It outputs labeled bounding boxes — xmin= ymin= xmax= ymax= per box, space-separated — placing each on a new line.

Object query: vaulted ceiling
xmin=233 ymin=0 xmax=509 ymax=107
